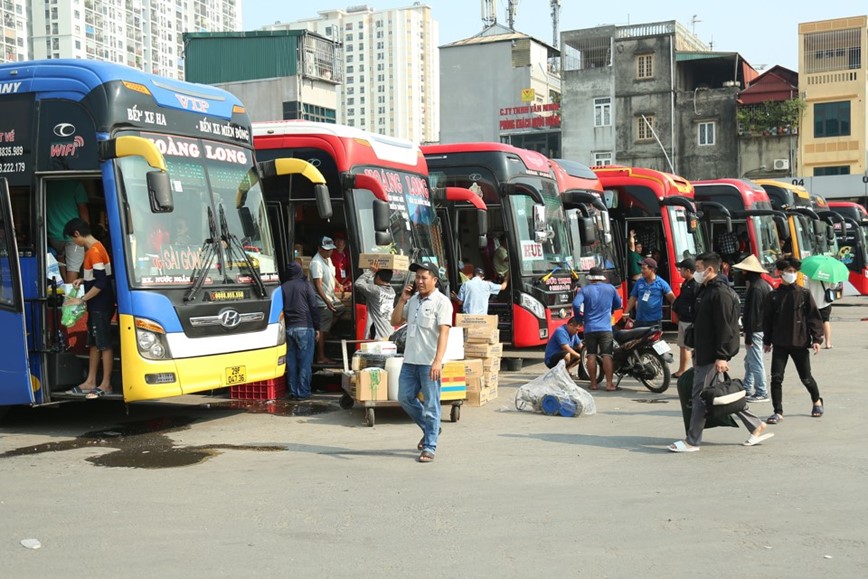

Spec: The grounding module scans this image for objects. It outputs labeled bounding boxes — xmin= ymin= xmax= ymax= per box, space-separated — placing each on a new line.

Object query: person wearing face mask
xmin=762 ymin=258 xmax=825 ymax=424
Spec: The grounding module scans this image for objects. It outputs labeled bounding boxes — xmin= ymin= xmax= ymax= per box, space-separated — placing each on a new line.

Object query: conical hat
xmin=733 ymin=254 xmax=765 ymax=274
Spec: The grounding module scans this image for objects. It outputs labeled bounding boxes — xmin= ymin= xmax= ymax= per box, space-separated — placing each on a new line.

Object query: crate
xmin=230 ymin=375 xmax=287 ymax=400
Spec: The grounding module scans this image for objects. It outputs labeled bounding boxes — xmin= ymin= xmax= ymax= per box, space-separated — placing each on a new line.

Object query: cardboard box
xmin=482 ymin=356 xmax=501 ymax=373
xmin=359 ymin=253 xmax=411 ymax=271
xmin=462 ymin=359 xmax=484 ymax=380
xmin=463 ymin=342 xmax=504 ymax=359
xmin=482 ymin=372 xmax=499 ymax=390
xmin=360 ymin=341 xmax=398 ymax=356
xmin=440 ymin=360 xmax=467 ymax=402
xmin=464 ymin=327 xmax=500 ymax=344
xmin=356 ymin=368 xmax=388 ymax=401
xmin=466 ymin=385 xmax=498 ymax=407
xmin=455 ymin=314 xmax=499 ymax=332
xmin=443 ymin=326 xmax=465 ymax=361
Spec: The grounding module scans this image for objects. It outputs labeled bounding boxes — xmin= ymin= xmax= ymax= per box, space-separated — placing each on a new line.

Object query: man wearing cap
xmin=572 ymin=266 xmax=622 ymax=391
xmin=354 ymin=263 xmax=396 ymax=340
xmin=671 ymin=258 xmax=698 ymax=379
xmin=734 ymin=255 xmax=772 ymax=402
xmin=391 ymin=262 xmax=453 ymax=463
xmin=625 ymin=257 xmax=676 ymax=327
xmin=310 ymin=236 xmax=341 ymax=364
xmin=454 ymin=267 xmax=508 ymax=315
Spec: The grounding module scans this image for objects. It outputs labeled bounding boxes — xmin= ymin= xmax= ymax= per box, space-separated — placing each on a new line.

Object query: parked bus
xmin=592 ymin=165 xmax=707 ymax=321
xmin=827 ymin=201 xmax=868 ymax=294
xmin=692 ymin=178 xmax=786 ymax=294
xmin=423 ymin=143 xmax=574 ymax=347
xmin=0 ymin=60 xmax=326 ymax=407
xmin=754 ymin=179 xmax=821 ymax=260
xmin=253 ymin=121 xmax=481 ymax=350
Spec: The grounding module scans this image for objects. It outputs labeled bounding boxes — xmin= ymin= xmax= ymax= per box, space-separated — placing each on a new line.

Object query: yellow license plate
xmin=225 ymin=365 xmax=246 ymax=385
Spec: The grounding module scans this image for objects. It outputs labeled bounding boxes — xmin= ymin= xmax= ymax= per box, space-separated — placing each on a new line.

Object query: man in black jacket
xmin=762 ymin=257 xmax=825 ymax=424
xmin=669 ymin=252 xmax=773 ymax=452
xmin=671 ymin=258 xmax=697 ymax=379
xmin=733 ymin=255 xmax=772 ymax=402
xmin=281 ymin=262 xmax=321 ymax=400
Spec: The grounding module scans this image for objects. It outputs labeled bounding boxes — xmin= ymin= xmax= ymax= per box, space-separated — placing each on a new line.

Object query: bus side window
xmin=9 ymin=186 xmax=33 ymax=253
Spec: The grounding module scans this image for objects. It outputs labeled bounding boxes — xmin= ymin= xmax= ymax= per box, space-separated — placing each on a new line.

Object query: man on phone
xmin=391 ymin=262 xmax=452 ymax=463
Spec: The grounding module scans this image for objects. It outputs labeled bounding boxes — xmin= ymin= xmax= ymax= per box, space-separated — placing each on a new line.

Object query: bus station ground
xmin=1 ymin=298 xmax=866 ymax=578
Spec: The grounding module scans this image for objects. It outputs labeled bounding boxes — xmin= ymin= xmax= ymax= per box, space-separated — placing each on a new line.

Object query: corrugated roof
xmin=441 ymin=23 xmax=556 ymax=52
xmin=675 ymin=51 xmax=739 ymax=62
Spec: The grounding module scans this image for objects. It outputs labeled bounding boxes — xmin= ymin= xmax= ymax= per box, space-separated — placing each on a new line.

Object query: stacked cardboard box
xmin=456 ymin=314 xmax=501 ymax=406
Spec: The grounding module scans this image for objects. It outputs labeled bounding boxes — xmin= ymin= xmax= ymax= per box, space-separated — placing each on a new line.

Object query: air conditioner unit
xmin=304 ymin=60 xmax=316 ymax=76
xmin=773 ymin=159 xmax=790 ymax=171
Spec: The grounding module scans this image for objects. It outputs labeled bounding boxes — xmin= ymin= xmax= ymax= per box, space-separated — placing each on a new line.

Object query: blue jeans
xmin=742 ymin=332 xmax=768 ymax=398
xmin=398 ymin=363 xmax=442 ymax=454
xmin=286 ymin=327 xmax=315 ymax=398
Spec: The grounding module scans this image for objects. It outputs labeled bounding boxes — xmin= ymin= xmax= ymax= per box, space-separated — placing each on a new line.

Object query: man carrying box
xmin=391 ymin=262 xmax=452 ymax=463
xmin=354 ymin=263 xmax=396 ymax=340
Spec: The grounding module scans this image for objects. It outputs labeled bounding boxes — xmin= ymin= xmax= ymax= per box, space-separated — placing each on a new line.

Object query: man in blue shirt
xmin=544 ymin=317 xmax=583 ymax=374
xmin=572 ymin=266 xmax=622 ymax=391
xmin=454 ymin=267 xmax=507 ymax=314
xmin=625 ymin=257 xmax=676 ymax=327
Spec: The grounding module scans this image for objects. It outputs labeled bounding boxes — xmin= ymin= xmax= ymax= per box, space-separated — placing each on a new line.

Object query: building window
xmin=347 ymin=97 xmax=354 ymax=105
xmin=593 ymin=152 xmax=612 ymax=166
xmin=814 ymin=101 xmax=851 ymax=138
xmin=346 ymin=76 xmax=354 ymax=84
xmin=698 ymin=122 xmax=715 ymax=146
xmin=636 ymin=54 xmax=653 ymax=79
xmin=346 ymin=65 xmax=354 ymax=74
xmin=814 ymin=166 xmax=850 ymax=176
xmin=637 ymin=115 xmax=655 ymax=141
xmin=593 ymin=97 xmax=611 ymax=127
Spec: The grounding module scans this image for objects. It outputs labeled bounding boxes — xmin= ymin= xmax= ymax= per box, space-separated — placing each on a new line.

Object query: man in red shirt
xmin=331 ymin=232 xmax=351 ymax=292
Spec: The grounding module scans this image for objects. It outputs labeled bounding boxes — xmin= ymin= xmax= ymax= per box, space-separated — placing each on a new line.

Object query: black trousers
xmin=770 ymin=346 xmax=821 ymax=415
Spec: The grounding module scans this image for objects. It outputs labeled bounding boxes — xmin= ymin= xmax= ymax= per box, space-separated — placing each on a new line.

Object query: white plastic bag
xmin=514 ymin=360 xmax=596 ymax=417
xmin=46 ymin=252 xmax=63 ymax=284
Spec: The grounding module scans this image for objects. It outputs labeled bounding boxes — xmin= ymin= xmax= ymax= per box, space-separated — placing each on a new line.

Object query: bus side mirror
xmin=826 ymin=226 xmax=836 ymax=245
xmin=812 ymin=219 xmax=824 ymax=236
xmin=533 ymin=204 xmax=546 ymax=233
xmin=580 ymin=216 xmax=596 ymax=246
xmin=774 ymin=216 xmax=790 ymax=240
xmin=238 ymin=206 xmax=255 ymax=239
xmin=372 ymin=198 xmax=392 ymax=246
xmin=687 ymin=213 xmax=698 ymax=233
xmin=147 ymin=171 xmax=173 ymax=213
xmin=477 ymin=211 xmax=488 ymax=248
xmin=315 ymin=183 xmax=333 ymax=220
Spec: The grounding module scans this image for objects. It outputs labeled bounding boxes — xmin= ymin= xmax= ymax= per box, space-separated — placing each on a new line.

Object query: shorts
xmin=86 ymin=309 xmax=114 ymax=351
xmin=819 ymin=305 xmax=831 ymax=323
xmin=583 ymin=331 xmax=614 ymax=357
xmin=318 ymin=306 xmax=335 ymax=333
xmin=48 ymin=238 xmax=85 ymax=274
xmin=676 ymin=321 xmax=694 ymax=350
xmin=545 ymin=349 xmax=569 ymax=369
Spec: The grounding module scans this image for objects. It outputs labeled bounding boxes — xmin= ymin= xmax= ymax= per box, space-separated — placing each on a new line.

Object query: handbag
xmin=700 ymin=370 xmax=746 ymax=418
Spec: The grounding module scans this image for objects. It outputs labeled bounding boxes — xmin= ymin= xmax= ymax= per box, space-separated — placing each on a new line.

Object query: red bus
xmin=827 ymin=201 xmax=868 ymax=294
xmin=254 ymin=121 xmax=475 ymax=351
xmin=592 ymin=165 xmax=707 ymax=321
xmin=424 ymin=143 xmax=574 ymax=347
xmin=692 ymin=178 xmax=787 ymax=292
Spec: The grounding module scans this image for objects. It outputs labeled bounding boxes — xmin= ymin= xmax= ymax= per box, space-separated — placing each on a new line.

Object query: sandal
xmin=85 ymin=387 xmax=111 ymax=399
xmin=811 ymin=398 xmax=824 ymax=417
xmin=417 ymin=427 xmax=442 ymax=451
xmin=766 ymin=413 xmax=783 ymax=425
xmin=417 ymin=451 xmax=435 ymax=463
xmin=64 ymin=386 xmax=87 ymax=395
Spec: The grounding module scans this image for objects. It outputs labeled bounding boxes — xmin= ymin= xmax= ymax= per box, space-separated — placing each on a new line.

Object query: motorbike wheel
xmin=579 ymin=348 xmax=604 ymax=383
xmin=638 ymin=351 xmax=671 ymax=394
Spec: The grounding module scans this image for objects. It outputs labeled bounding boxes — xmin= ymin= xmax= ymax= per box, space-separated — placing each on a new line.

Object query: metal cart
xmin=339 ymin=340 xmax=463 ymax=427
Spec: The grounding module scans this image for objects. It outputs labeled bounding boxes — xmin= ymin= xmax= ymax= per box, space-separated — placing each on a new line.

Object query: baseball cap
xmin=641 ymin=257 xmax=658 ymax=270
xmin=587 ymin=266 xmax=607 ymax=281
xmin=676 ymin=257 xmax=695 ymax=271
xmin=320 ymin=236 xmax=336 ymax=250
xmin=409 ymin=262 xmax=440 ymax=277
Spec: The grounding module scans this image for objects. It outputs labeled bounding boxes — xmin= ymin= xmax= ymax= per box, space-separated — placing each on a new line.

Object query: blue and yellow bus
xmin=0 ymin=60 xmax=326 ymax=406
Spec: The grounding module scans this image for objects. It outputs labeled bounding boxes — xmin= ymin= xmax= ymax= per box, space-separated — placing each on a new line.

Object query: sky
xmin=242 ymin=1 xmax=866 ymax=72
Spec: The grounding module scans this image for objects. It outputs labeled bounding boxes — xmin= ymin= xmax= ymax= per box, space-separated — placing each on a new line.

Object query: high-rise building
xmin=25 ymin=0 xmax=241 ymax=79
xmin=1 ymin=0 xmax=29 ymax=63
xmin=267 ymin=5 xmax=439 ymax=143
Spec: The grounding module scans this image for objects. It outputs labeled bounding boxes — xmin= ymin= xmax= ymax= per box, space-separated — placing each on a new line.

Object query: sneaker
xmin=746 ymin=394 xmax=769 ymax=402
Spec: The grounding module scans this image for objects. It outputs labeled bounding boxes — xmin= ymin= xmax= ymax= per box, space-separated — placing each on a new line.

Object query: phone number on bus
xmin=0 ymin=162 xmax=25 ymax=173
xmin=0 ymin=146 xmax=24 ymax=156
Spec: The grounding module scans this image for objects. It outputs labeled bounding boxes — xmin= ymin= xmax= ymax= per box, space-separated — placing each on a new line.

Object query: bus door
xmin=0 ymin=178 xmax=35 ymax=406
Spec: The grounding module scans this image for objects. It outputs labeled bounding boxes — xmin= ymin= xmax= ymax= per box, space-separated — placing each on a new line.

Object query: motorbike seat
xmin=614 ymin=326 xmax=659 ymax=342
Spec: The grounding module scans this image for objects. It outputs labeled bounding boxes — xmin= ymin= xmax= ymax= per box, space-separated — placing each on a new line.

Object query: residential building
xmin=439 ymin=23 xmax=561 ymax=156
xmin=26 ymin=0 xmax=241 ymax=79
xmin=1 ymin=0 xmax=28 ymax=63
xmin=267 ymin=4 xmax=439 ymax=143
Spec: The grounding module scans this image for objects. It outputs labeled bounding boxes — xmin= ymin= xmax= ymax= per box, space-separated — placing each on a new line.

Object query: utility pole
xmin=550 ymin=0 xmax=561 ymax=48
xmin=481 ymin=0 xmax=497 ymax=28
xmin=506 ymin=0 xmax=518 ymax=30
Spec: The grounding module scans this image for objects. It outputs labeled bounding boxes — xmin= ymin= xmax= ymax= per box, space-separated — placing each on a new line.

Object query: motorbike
xmin=579 ymin=322 xmax=674 ymax=393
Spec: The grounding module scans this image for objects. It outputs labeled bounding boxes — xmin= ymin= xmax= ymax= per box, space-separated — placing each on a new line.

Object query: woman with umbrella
xmin=800 ymin=254 xmax=849 ymax=349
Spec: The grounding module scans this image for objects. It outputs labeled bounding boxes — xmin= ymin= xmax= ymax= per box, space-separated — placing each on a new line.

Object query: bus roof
xmin=0 ymin=59 xmax=243 ymax=119
xmin=828 ymin=201 xmax=868 ymax=220
xmin=550 ymin=159 xmax=603 ymax=194
xmin=422 ymin=142 xmax=552 ymax=177
xmin=753 ymin=179 xmax=811 ymax=200
xmin=253 ymin=120 xmax=425 ymax=172
xmin=692 ymin=178 xmax=771 ymax=207
xmin=592 ymin=165 xmax=693 ymax=197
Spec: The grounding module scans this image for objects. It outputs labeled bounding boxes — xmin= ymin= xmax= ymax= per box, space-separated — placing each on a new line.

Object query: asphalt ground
xmin=1 ymin=297 xmax=866 ymax=578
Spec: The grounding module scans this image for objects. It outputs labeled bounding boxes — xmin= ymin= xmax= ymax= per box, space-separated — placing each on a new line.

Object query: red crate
xmin=230 ymin=375 xmax=287 ymax=400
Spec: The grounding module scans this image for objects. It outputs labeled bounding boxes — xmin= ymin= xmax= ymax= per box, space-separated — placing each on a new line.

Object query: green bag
xmin=677 ymin=368 xmax=738 ymax=434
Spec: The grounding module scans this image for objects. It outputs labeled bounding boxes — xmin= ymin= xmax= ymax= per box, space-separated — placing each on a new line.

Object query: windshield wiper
xmin=219 ymin=204 xmax=267 ymax=299
xmin=185 ymin=207 xmax=219 ymax=303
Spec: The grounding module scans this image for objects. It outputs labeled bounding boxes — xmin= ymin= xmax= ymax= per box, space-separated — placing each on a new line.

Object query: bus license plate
xmin=652 ymin=341 xmax=671 ymax=355
xmin=226 ymin=366 xmax=246 ymax=385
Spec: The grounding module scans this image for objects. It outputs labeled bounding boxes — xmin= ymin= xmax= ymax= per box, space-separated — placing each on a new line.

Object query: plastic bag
xmin=60 ymin=285 xmax=86 ymax=328
xmin=514 ymin=360 xmax=596 ymax=417
xmin=389 ymin=324 xmax=407 ymax=354
xmin=46 ymin=252 xmax=63 ymax=284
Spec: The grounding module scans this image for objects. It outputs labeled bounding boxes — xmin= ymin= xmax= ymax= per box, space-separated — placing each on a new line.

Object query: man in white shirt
xmin=309 ymin=236 xmax=340 ymax=364
xmin=454 ymin=267 xmax=507 ymax=314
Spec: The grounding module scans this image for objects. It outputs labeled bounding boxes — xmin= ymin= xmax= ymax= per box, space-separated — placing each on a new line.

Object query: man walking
xmin=733 ymin=255 xmax=772 ymax=402
xmin=391 ymin=263 xmax=453 ymax=463
xmin=762 ymin=258 xmax=825 ymax=424
xmin=454 ymin=267 xmax=507 ymax=314
xmin=309 ymin=236 xmax=341 ymax=364
xmin=669 ymin=252 xmax=773 ymax=452
xmin=572 ymin=266 xmax=622 ymax=391
xmin=354 ymin=263 xmax=396 ymax=340
xmin=671 ymin=258 xmax=697 ymax=379
xmin=624 ymin=257 xmax=675 ymax=327
xmin=281 ymin=262 xmax=320 ymax=400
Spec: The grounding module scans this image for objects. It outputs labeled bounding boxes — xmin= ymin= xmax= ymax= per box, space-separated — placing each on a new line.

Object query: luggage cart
xmin=339 ymin=340 xmax=463 ymax=427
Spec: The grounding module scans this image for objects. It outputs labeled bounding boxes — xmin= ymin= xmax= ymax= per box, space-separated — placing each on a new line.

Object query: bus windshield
xmin=792 ymin=215 xmax=814 ymax=258
xmin=667 ymin=207 xmax=706 ymax=262
xmin=509 ymin=177 xmax=570 ymax=276
xmin=751 ymin=215 xmax=783 ymax=268
xmin=117 ymin=132 xmax=276 ymax=288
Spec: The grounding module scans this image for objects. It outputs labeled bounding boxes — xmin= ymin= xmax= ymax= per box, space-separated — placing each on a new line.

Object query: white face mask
xmin=782 ymin=271 xmax=798 ymax=284
xmin=693 ymin=269 xmax=706 ymax=284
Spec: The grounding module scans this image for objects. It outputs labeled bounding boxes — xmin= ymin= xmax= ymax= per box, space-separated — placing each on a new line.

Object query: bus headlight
xmin=135 ymin=318 xmax=172 ymax=360
xmin=519 ymin=292 xmax=546 ymax=319
xmin=277 ymin=313 xmax=286 ymax=346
